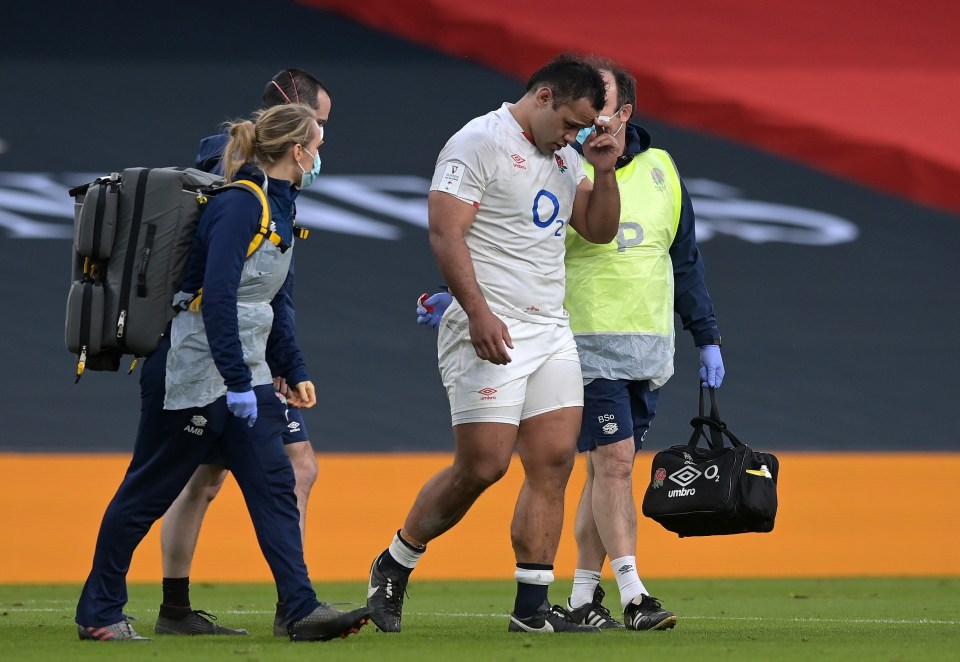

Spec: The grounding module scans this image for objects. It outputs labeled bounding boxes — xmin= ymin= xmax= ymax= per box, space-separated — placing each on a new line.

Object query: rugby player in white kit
xmin=367 ymin=54 xmax=622 ymax=634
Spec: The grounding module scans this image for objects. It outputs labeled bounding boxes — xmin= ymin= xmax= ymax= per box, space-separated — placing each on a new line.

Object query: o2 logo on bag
xmin=704 ymin=465 xmax=720 ymax=482
xmin=532 ymin=189 xmax=565 ymax=237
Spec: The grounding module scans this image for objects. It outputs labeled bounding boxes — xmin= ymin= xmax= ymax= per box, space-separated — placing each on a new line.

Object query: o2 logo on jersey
xmin=532 ymin=189 xmax=565 ymax=237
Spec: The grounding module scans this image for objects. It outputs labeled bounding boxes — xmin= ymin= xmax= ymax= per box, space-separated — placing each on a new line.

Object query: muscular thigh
xmin=521 ymin=341 xmax=582 ymax=421
xmin=516 ymin=406 xmax=582 ymax=474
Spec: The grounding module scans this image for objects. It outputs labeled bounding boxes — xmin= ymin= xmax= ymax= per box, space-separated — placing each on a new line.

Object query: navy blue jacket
xmin=194 ymin=135 xmax=306 ymax=385
xmin=195 ymin=132 xmax=228 ymax=176
xmin=576 ymin=123 xmax=721 ymax=347
xmin=178 ymin=162 xmax=307 ymax=391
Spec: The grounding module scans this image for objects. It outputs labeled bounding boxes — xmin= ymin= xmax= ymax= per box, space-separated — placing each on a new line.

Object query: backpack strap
xmin=229 ymin=179 xmax=287 ymax=256
xmin=186 ymin=179 xmax=286 ymax=314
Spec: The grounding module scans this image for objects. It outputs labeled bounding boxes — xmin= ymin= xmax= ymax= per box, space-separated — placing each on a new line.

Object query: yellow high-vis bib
xmin=564 ymin=149 xmax=682 ymax=386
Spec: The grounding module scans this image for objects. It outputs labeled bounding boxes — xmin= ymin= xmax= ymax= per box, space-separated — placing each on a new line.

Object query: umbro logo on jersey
xmin=511 ymin=153 xmax=527 ymax=170
xmin=288 ymin=421 xmax=301 ymax=432
xmin=190 ymin=416 xmax=208 ymax=428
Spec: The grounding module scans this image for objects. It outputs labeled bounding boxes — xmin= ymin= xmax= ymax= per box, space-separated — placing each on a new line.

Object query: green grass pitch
xmin=1 ymin=578 xmax=957 ymax=660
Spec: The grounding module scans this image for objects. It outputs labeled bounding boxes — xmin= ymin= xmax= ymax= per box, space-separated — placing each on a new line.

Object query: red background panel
xmin=300 ymin=0 xmax=960 ymax=212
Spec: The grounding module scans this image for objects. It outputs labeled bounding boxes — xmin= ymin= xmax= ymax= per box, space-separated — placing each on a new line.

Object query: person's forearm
xmin=429 ymin=230 xmax=487 ymax=318
xmin=583 ymin=169 xmax=620 ymax=244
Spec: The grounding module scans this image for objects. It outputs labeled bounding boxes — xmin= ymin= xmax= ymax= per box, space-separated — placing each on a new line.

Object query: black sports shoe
xmin=287 ymin=602 xmax=371 ymax=642
xmin=623 ymin=594 xmax=677 ymax=631
xmin=273 ymin=602 xmax=287 ymax=637
xmin=563 ymin=585 xmax=625 ymax=629
xmin=78 ymin=619 xmax=151 ymax=641
xmin=154 ymin=609 xmax=248 ymax=635
xmin=508 ymin=600 xmax=602 ymax=633
xmin=366 ymin=553 xmax=409 ymax=633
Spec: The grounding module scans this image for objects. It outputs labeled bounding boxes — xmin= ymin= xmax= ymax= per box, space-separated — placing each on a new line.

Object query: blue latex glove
xmin=226 ymin=389 xmax=257 ymax=427
xmin=416 ymin=291 xmax=453 ymax=328
xmin=699 ymin=345 xmax=725 ymax=388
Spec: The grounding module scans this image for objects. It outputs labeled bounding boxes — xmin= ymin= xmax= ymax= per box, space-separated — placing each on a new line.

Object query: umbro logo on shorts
xmin=478 ymin=387 xmax=497 ymax=401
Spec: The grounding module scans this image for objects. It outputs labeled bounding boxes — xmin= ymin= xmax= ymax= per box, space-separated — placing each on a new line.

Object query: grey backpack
xmin=65 ymin=167 xmax=227 ymax=380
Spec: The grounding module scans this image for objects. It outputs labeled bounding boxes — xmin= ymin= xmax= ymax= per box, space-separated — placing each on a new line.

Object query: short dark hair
xmin=261 ymin=68 xmax=330 ymax=109
xmin=525 ymin=53 xmax=605 ymax=111
xmin=587 ymin=56 xmax=636 ymax=118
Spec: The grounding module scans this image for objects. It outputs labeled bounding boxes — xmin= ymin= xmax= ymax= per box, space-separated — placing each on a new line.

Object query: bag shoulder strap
xmin=186 ymin=179 xmax=282 ymax=314
xmin=228 ymin=179 xmax=286 ymax=256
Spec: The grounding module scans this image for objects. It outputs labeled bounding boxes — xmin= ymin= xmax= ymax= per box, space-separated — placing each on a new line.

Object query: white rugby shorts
xmin=437 ymin=315 xmax=583 ymax=426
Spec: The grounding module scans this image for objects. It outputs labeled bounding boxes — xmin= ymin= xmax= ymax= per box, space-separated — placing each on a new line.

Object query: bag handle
xmin=687 ymin=386 xmax=745 ymax=450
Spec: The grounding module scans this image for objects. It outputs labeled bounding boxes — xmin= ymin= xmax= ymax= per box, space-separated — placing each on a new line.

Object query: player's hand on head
xmin=580 ymin=123 xmax=619 ymax=171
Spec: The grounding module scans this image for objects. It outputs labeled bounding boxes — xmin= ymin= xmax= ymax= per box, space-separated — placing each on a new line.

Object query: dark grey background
xmin=1 ymin=0 xmax=956 ymax=451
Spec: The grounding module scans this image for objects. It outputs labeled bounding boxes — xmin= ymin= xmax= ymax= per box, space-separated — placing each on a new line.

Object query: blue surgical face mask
xmin=575 ymin=126 xmax=596 ymax=145
xmin=575 ymin=108 xmax=625 ymax=144
xmin=298 ymin=147 xmax=322 ymax=188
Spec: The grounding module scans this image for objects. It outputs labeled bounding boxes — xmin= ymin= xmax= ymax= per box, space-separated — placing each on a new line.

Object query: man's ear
xmin=621 ymin=103 xmax=634 ymax=120
xmin=535 ymin=86 xmax=553 ymax=108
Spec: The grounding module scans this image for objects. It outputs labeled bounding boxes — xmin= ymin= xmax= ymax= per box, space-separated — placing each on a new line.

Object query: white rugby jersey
xmin=430 ymin=103 xmax=586 ymax=324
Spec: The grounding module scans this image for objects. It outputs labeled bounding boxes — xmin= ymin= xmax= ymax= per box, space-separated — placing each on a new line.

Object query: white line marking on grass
xmin=407 ymin=612 xmax=960 ymax=626
xmin=683 ymin=616 xmax=960 ymax=626
xmin=7 ymin=607 xmax=958 ymax=626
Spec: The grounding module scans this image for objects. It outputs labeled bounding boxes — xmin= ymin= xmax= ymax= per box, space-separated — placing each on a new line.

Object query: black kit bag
xmin=641 ymin=387 xmax=779 ymax=537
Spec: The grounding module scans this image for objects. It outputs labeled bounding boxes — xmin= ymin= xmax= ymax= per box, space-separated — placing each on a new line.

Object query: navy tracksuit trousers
xmin=75 ymin=338 xmax=319 ymax=628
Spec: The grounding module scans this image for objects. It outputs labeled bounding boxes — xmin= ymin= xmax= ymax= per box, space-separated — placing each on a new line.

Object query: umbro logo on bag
xmin=668 ymin=466 xmax=701 ymax=487
xmin=666 ymin=466 xmax=701 ymax=498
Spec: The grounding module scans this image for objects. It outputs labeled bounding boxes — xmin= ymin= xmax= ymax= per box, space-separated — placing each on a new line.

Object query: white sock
xmin=569 ymin=569 xmax=602 ymax=609
xmin=610 ymin=556 xmax=647 ymax=609
xmin=388 ymin=532 xmax=424 ymax=570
